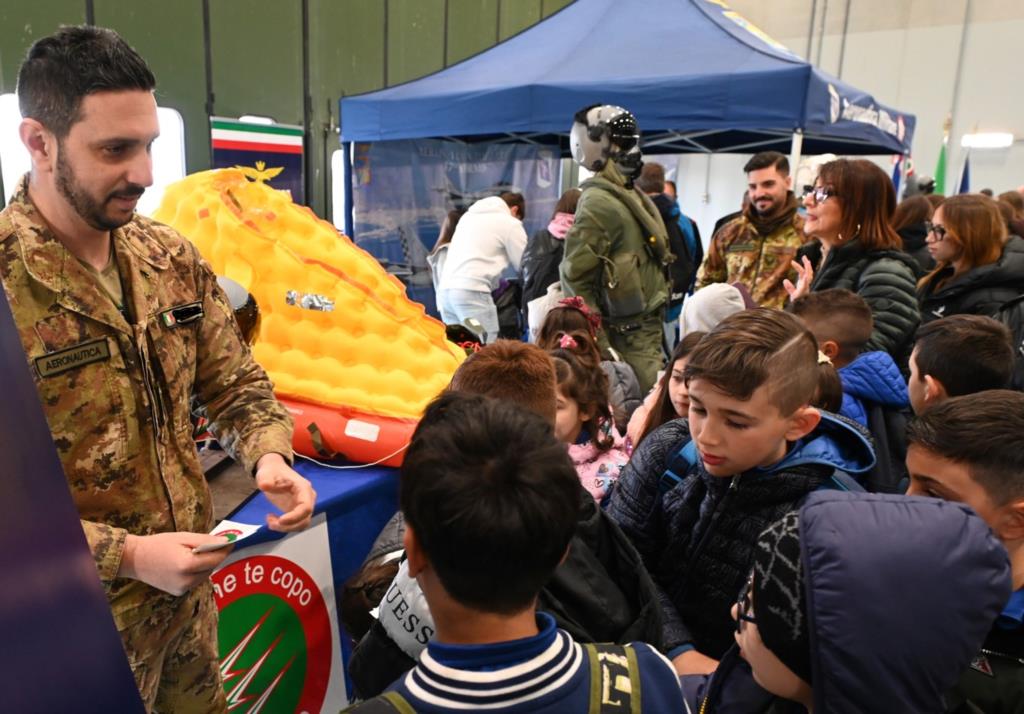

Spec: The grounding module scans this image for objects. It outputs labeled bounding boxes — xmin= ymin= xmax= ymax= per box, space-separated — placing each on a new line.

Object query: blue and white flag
xmin=958 ymin=151 xmax=971 ymax=194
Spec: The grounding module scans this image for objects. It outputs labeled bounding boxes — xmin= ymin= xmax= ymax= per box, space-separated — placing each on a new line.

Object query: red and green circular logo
xmin=213 ymin=528 xmax=244 ymax=542
xmin=213 ymin=555 xmax=331 ymax=713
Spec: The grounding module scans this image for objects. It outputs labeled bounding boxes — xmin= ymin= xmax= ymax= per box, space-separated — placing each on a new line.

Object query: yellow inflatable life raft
xmin=154 ymin=168 xmax=464 ymax=466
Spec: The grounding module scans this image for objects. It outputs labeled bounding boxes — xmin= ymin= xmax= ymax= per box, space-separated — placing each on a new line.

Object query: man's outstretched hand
xmin=254 ymin=452 xmax=317 ymax=532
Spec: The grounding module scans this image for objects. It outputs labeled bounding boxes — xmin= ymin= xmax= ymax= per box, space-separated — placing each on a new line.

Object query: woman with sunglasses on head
xmin=784 ymin=159 xmax=921 ymax=366
xmin=680 ymin=492 xmax=1010 ymax=713
xmin=917 ymin=194 xmax=1024 ymax=324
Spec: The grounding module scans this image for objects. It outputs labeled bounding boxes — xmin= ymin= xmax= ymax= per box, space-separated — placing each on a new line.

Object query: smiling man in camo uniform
xmin=697 ymin=151 xmax=805 ymax=309
xmin=0 ymin=26 xmax=317 ymax=712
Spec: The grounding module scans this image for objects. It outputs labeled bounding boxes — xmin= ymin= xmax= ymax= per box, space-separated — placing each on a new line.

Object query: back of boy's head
xmin=400 ymin=392 xmax=580 ymax=614
xmin=913 ymin=316 xmax=1014 ymax=396
xmin=789 ymin=289 xmax=873 ymax=364
xmin=684 ymin=308 xmax=819 ymax=415
xmin=448 ymin=340 xmax=556 ymax=425
xmin=907 ymin=390 xmax=1024 ymax=505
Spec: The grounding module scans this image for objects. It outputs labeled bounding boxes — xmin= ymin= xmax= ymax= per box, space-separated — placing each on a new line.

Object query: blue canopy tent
xmin=339 ymin=0 xmax=915 ymax=236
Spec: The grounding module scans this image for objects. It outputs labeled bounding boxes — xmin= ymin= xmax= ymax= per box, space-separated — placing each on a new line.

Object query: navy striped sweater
xmin=382 ymin=613 xmax=684 ymax=712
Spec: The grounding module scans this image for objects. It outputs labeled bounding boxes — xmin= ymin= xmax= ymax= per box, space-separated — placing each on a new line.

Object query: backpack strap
xmin=343 ymin=691 xmax=415 ymax=714
xmin=584 ymin=643 xmax=643 ymax=714
xmin=658 ymin=440 xmax=698 ymax=495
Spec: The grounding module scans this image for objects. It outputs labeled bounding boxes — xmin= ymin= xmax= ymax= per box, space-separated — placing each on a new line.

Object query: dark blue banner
xmin=212 ymin=148 xmax=305 ymax=204
xmin=0 ymin=291 xmax=143 ymax=712
xmin=351 ymin=139 xmax=561 ymax=315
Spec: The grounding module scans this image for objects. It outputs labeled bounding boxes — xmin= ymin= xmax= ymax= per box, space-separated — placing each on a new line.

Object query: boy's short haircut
xmin=913 ymin=316 xmax=1014 ymax=396
xmin=684 ymin=308 xmax=818 ymax=415
xmin=448 ymin=340 xmax=556 ymax=424
xmin=789 ymin=289 xmax=874 ymax=363
xmin=906 ymin=390 xmax=1024 ymax=505
xmin=401 ymin=392 xmax=580 ymax=614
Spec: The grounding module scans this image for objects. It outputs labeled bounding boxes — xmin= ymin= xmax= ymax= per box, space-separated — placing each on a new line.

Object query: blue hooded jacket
xmin=838 ymin=350 xmax=909 ymax=427
xmin=681 ymin=492 xmax=1012 ymax=713
xmin=609 ymin=412 xmax=875 ymax=658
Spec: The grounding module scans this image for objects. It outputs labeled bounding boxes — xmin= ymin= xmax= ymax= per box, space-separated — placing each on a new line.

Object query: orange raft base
xmin=279 ymin=396 xmax=417 ymax=468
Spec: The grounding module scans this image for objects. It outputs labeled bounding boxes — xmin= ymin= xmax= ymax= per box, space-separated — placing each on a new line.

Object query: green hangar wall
xmin=0 ymin=0 xmax=574 ymax=220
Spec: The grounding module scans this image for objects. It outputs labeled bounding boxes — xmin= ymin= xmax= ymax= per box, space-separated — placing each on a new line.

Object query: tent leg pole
xmin=900 ymin=152 xmax=909 ymax=200
xmin=343 ymin=141 xmax=355 ymax=238
xmin=702 ymin=153 xmax=712 ymax=204
xmin=789 ymin=130 xmax=804 ymax=190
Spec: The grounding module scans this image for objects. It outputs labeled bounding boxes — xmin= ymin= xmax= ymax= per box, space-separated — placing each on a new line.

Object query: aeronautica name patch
xmin=35 ymin=337 xmax=111 ymax=378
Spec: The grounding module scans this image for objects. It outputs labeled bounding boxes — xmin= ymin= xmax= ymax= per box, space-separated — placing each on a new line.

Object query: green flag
xmin=934 ymin=141 xmax=947 ymax=195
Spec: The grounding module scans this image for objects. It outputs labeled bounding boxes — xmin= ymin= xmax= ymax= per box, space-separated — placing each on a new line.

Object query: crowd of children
xmin=345 ymin=248 xmax=1023 ymax=712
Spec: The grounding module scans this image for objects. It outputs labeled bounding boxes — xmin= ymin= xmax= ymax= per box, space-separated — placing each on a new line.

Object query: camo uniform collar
xmin=118 ymin=213 xmax=171 ymax=272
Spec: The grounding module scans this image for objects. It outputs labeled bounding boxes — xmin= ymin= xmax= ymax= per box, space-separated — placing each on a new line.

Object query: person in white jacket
xmin=437 ymin=192 xmax=528 ymax=342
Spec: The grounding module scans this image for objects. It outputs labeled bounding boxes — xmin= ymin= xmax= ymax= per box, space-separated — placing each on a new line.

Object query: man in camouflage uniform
xmin=0 ymin=27 xmax=316 ymax=712
xmin=696 ymin=151 xmax=805 ymax=309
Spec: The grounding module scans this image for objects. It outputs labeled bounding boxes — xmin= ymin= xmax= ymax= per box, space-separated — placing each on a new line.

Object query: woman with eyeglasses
xmin=917 ymin=194 xmax=1024 ymax=324
xmin=784 ymin=159 xmax=921 ymax=365
xmin=679 ymin=492 xmax=1010 ymax=713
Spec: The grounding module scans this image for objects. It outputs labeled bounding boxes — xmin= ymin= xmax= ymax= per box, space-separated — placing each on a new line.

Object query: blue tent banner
xmin=351 ymin=138 xmax=561 ymax=315
xmin=340 ymin=0 xmax=915 ymax=157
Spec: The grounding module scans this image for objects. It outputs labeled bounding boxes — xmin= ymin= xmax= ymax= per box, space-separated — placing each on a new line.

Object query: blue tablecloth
xmin=225 ymin=457 xmax=400 ymax=688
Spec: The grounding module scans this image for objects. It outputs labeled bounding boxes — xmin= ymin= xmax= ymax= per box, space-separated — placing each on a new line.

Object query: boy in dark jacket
xmin=790 ymin=289 xmax=911 ymax=492
xmin=682 ymin=492 xmax=1010 ymax=713
xmin=346 ymin=340 xmax=663 ymax=698
xmin=908 ymin=315 xmax=1015 ymax=414
xmin=906 ymin=391 xmax=1024 ymax=714
xmin=608 ymin=309 xmax=875 ymax=676
xmin=346 ymin=393 xmax=684 ymax=713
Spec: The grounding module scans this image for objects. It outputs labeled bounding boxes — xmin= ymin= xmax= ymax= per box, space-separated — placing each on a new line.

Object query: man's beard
xmin=55 ymin=147 xmax=144 ymax=231
xmin=753 ymin=195 xmax=781 ymax=216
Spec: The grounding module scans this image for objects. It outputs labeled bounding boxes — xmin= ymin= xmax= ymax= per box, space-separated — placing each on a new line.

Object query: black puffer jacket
xmin=520 ymin=227 xmax=564 ymax=308
xmin=602 ymin=358 xmax=643 ymax=431
xmin=918 ymin=249 xmax=1024 ymax=324
xmin=1005 ymin=235 xmax=1024 ymax=255
xmin=799 ymin=239 xmax=921 ymax=365
xmin=607 ymin=414 xmax=874 ymax=658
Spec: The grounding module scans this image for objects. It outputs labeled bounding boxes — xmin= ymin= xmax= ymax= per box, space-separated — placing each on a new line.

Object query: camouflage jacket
xmin=696 ymin=206 xmax=805 ymax=309
xmin=0 ymin=178 xmax=293 ymax=628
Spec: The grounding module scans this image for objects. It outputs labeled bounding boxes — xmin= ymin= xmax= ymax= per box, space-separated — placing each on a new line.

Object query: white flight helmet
xmin=570 ymin=104 xmax=643 ymax=180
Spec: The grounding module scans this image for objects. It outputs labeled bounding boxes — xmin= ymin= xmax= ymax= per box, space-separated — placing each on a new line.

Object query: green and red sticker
xmin=214 ymin=555 xmax=331 ymax=713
